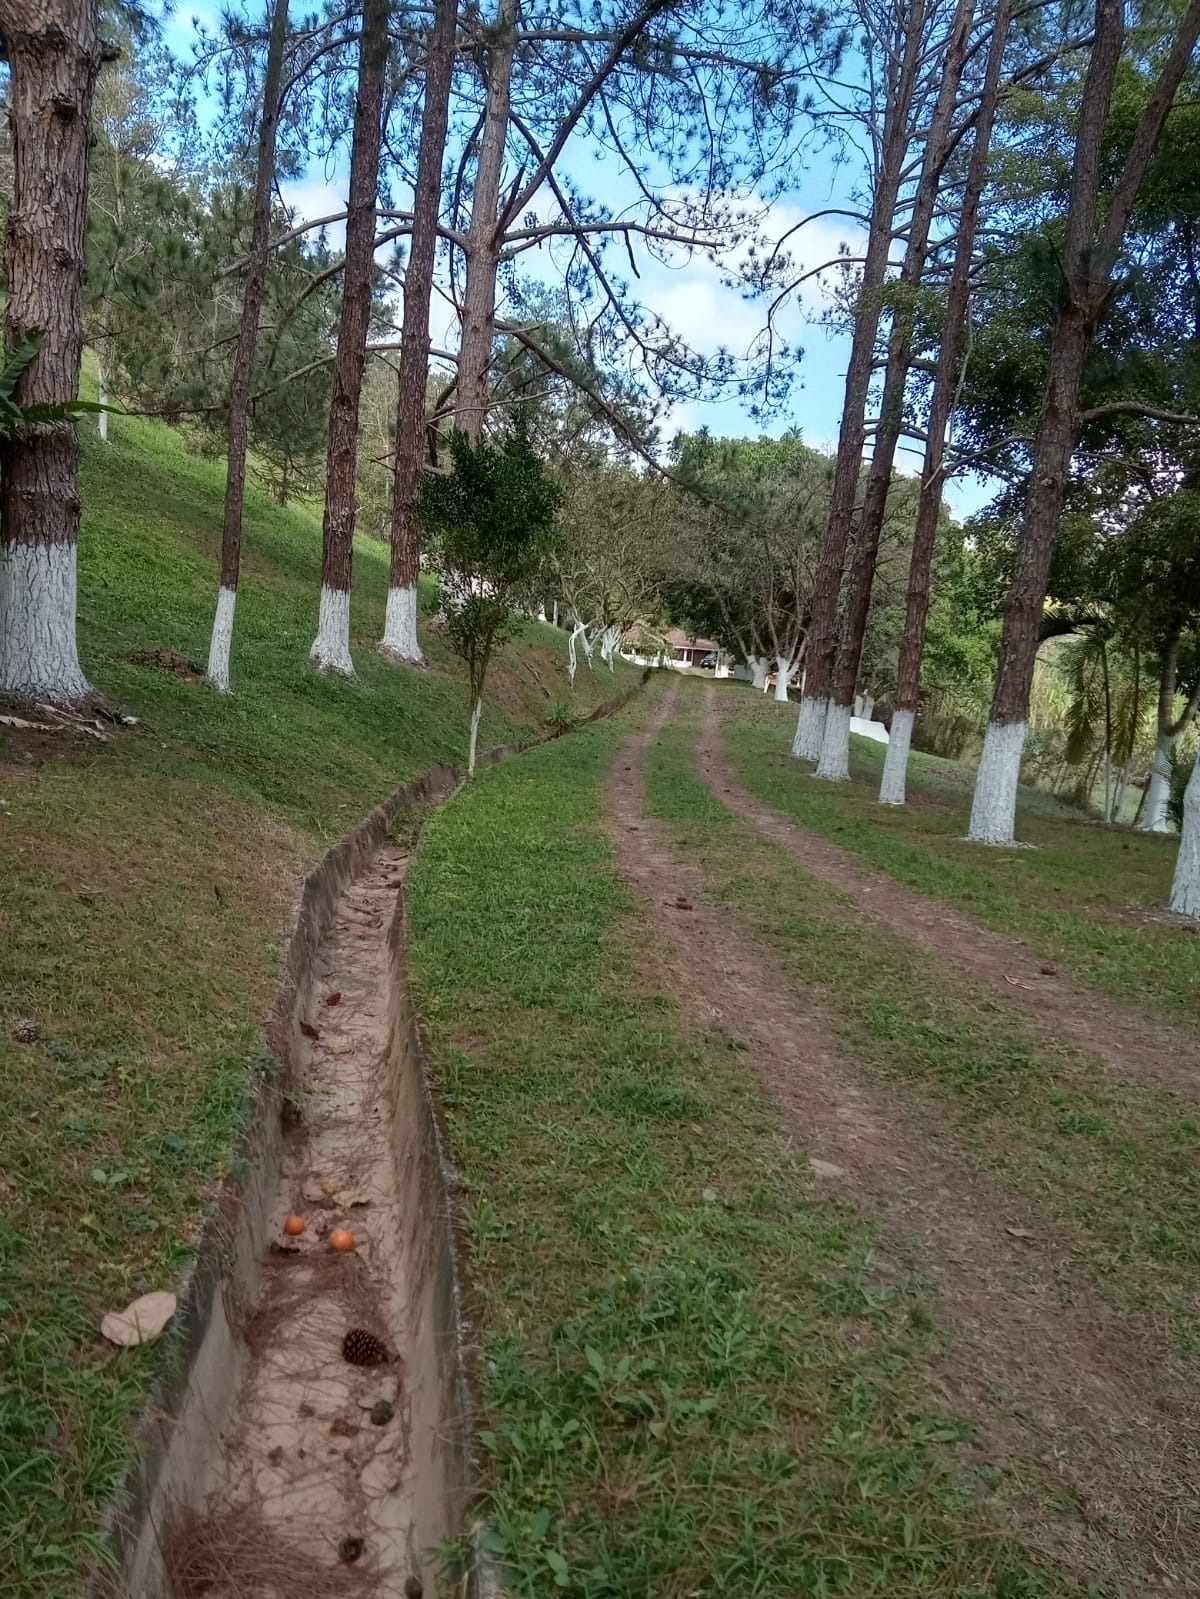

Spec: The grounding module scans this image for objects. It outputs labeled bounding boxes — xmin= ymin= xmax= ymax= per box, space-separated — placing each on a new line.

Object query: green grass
xmin=0 ymin=404 xmax=633 ymax=1599
xmin=644 ymin=692 xmax=1200 ymax=1365
xmin=407 ymin=690 xmax=1119 ymax=1598
xmin=718 ymin=690 xmax=1198 ymax=1028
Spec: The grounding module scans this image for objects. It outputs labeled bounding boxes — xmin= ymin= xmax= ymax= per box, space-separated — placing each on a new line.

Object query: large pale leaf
xmin=101 ymin=1290 xmax=177 ymax=1347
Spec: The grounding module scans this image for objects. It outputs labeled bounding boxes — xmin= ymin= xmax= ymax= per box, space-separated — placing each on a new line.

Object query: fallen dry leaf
xmin=324 ymin=991 xmax=343 ymax=1006
xmin=101 ymin=1290 xmax=177 ymax=1347
xmin=299 ymin=1021 xmax=321 ymax=1040
xmin=1005 ymin=1226 xmax=1034 ymax=1240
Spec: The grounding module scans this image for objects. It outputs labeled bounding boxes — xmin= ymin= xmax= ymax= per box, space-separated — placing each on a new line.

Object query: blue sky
xmin=163 ymin=4 xmax=994 ymax=521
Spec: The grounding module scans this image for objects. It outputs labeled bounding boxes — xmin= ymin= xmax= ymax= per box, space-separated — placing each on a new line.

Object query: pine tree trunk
xmin=816 ymin=0 xmax=974 ymax=783
xmin=382 ymin=0 xmax=456 ymax=664
xmin=881 ymin=0 xmax=1012 ymax=808
xmin=969 ymin=0 xmax=1200 ymax=843
xmin=310 ymin=0 xmax=389 ymax=675
xmin=207 ymin=0 xmax=289 ymax=694
xmin=791 ymin=0 xmax=927 ymax=760
xmin=0 ymin=0 xmax=103 ymax=707
xmin=456 ymin=0 xmax=518 ymax=441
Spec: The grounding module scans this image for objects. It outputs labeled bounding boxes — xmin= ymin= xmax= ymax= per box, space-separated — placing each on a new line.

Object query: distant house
xmin=664 ymin=627 xmax=718 ymax=669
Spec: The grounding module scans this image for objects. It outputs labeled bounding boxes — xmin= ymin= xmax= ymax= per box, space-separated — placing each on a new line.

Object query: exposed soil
xmin=194 ymin=847 xmax=432 ymax=1599
xmin=608 ymin=691 xmax=1200 ymax=1593
xmin=124 ymin=646 xmax=205 ymax=680
xmin=701 ymin=689 xmax=1200 ymax=1105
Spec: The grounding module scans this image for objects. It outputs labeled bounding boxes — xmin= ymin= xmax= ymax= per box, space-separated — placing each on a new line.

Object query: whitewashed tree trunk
xmin=1169 ymin=753 xmax=1200 ymax=915
xmin=309 ymin=585 xmax=355 ymax=676
xmin=815 ymin=700 xmax=852 ymax=781
xmin=1140 ymin=731 xmax=1176 ymax=832
xmin=380 ymin=584 xmax=423 ymax=663
xmin=879 ymin=707 xmax=914 ymax=805
xmin=552 ymin=599 xmax=558 ymax=627
xmin=580 ymin=624 xmax=596 ymax=670
xmin=967 ymin=721 xmax=1028 ymax=844
xmin=774 ymin=657 xmax=794 ymax=702
xmin=792 ymin=694 xmax=828 ymax=760
xmin=467 ymin=694 xmax=482 ymax=777
xmin=599 ymin=624 xmax=620 ymax=670
xmin=206 ymin=584 xmax=237 ymax=694
xmin=567 ymin=618 xmax=587 ymax=682
xmin=537 ymin=603 xmax=547 ymax=622
xmin=748 ymin=655 xmax=768 ymax=690
xmin=96 ymin=360 xmax=108 ymax=442
xmin=0 ymin=540 xmax=92 ymax=704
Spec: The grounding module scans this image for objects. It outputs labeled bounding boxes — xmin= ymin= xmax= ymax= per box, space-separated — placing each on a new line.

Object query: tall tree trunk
xmin=1170 ymin=750 xmax=1200 ymax=916
xmin=0 ymin=0 xmax=104 ymax=707
xmin=969 ymin=0 xmax=1200 ymax=843
xmin=455 ymin=0 xmax=518 ymax=442
xmin=815 ymin=0 xmax=975 ymax=782
xmin=791 ymin=0 xmax=926 ymax=760
xmin=310 ymin=0 xmax=389 ymax=674
xmin=880 ymin=0 xmax=1012 ymax=807
xmin=381 ymin=0 xmax=456 ymax=664
xmin=206 ymin=0 xmax=289 ymax=694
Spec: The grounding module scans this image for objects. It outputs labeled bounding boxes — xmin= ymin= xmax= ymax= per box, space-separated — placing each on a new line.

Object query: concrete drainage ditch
xmin=96 ymin=680 xmax=645 ymax=1599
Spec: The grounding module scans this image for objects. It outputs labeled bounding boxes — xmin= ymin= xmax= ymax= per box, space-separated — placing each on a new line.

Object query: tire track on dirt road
xmin=700 ymin=688 xmax=1200 ymax=1107
xmin=608 ymin=689 xmax=1200 ymax=1593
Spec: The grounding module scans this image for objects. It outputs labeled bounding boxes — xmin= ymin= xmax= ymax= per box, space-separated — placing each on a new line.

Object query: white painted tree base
xmin=0 ymin=539 xmax=93 ymax=705
xmin=467 ymin=695 xmax=482 ymax=777
xmin=379 ymin=585 xmax=424 ymax=664
xmin=815 ymin=700 xmax=852 ymax=781
xmin=879 ymin=707 xmax=913 ymax=805
xmin=1140 ymin=735 xmax=1175 ymax=833
xmin=773 ymin=657 xmax=794 ymax=702
xmin=309 ymin=585 xmax=355 ymax=676
xmin=206 ymin=585 xmax=237 ymax=693
xmin=967 ymin=720 xmax=1027 ymax=844
xmin=792 ymin=694 xmax=827 ymax=760
xmin=1169 ymin=753 xmax=1200 ymax=917
xmin=749 ymin=656 xmax=768 ymax=691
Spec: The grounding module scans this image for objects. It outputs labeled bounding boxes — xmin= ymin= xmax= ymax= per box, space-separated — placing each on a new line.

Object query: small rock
xmin=338 ymin=1536 xmax=364 ymax=1564
xmin=298 ymin=1402 xmax=315 ymax=1418
xmin=701 ymin=1187 xmax=720 ymax=1205
xmin=267 ymin=1446 xmax=284 ymax=1466
xmin=358 ymin=1382 xmax=399 ymax=1412
xmin=369 ymin=1399 xmax=394 ymax=1427
xmin=11 ymin=1018 xmax=40 ymax=1044
xmin=361 ymin=1456 xmax=403 ymax=1496
xmin=324 ymin=991 xmax=343 ymax=1006
xmin=809 ymin=1159 xmax=846 ymax=1180
xmin=404 ymin=1578 xmax=424 ymax=1599
xmin=1039 ymin=964 xmax=1057 ymax=976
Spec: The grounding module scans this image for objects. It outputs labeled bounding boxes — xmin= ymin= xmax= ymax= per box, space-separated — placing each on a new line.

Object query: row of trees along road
xmin=774 ymin=0 xmax=1200 ymax=917
xmin=2 ymin=0 xmax=1200 ymax=912
xmin=0 ymin=0 xmax=823 ymax=701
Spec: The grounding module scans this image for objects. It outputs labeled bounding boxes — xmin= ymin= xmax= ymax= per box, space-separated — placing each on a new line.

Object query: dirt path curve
xmin=700 ymin=689 xmax=1200 ymax=1105
xmin=609 ymin=691 xmax=1200 ymax=1592
xmin=198 ymin=845 xmax=432 ymax=1599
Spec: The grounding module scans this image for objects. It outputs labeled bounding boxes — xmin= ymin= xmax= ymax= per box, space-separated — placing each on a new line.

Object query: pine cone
xmin=11 ymin=1019 xmax=40 ymax=1044
xmin=342 ymin=1327 xmax=390 ymax=1366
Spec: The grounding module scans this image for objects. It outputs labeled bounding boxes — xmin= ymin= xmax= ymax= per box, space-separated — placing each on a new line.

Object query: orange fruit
xmin=283 ymin=1215 xmax=306 ymax=1237
xmin=329 ymin=1227 xmax=355 ymax=1252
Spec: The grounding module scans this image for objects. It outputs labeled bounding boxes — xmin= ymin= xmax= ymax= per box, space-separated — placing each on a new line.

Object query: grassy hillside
xmin=720 ymin=691 xmax=1194 ymax=1025
xmin=0 ymin=407 xmax=633 ymax=1598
